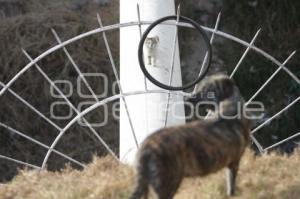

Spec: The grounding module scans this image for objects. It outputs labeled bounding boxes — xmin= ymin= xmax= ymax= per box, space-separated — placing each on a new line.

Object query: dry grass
xmin=1 ymin=150 xmax=300 ymax=199
xmin=0 ymin=0 xmax=120 ymax=182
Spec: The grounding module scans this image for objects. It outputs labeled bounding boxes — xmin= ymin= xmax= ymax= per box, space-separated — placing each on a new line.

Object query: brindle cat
xmin=129 ymin=74 xmax=251 ymax=199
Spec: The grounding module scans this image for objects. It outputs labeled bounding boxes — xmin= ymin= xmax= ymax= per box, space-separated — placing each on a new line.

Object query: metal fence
xmin=0 ymin=5 xmax=299 ymax=171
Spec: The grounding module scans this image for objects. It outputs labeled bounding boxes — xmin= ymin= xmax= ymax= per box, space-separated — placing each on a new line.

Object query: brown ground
xmin=1 ymin=150 xmax=300 ymax=199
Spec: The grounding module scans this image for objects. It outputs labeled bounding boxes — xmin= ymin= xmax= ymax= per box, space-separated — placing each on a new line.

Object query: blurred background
xmin=0 ymin=0 xmax=299 ymax=182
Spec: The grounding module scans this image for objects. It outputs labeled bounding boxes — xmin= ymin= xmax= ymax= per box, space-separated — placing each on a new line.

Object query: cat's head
xmin=145 ymin=36 xmax=159 ymax=48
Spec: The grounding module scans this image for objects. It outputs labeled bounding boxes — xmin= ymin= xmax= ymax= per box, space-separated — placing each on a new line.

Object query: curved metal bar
xmin=41 ymin=90 xmax=190 ymax=169
xmin=230 ymin=29 xmax=261 ymax=78
xmin=51 ymin=28 xmax=100 ymax=101
xmin=0 ymin=155 xmax=41 ymax=170
xmin=0 ymin=122 xmax=85 ymax=168
xmin=246 ymin=51 xmax=297 ymax=105
xmin=21 ymin=50 xmax=119 ymax=161
xmin=0 ymin=19 xmax=298 ymax=167
xmin=1 ymin=21 xmax=299 ymax=97
xmin=196 ymin=13 xmax=222 ymax=121
xmin=199 ymin=12 xmax=221 ymax=77
xmin=194 ymin=12 xmax=221 ymax=96
xmin=97 ymin=13 xmax=139 ymax=148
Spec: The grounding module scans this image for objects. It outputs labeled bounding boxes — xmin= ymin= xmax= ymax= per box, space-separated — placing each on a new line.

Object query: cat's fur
xmin=144 ymin=36 xmax=159 ymax=66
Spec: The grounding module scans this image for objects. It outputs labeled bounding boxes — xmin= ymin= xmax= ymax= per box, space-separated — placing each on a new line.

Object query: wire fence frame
xmin=193 ymin=12 xmax=221 ymax=95
xmin=96 ymin=13 xmax=139 ymax=149
xmin=164 ymin=5 xmax=181 ymax=127
xmin=0 ymin=14 xmax=299 ymax=170
xmin=137 ymin=4 xmax=150 ymax=135
xmin=21 ymin=50 xmax=119 ymax=164
xmin=0 ymin=122 xmax=86 ymax=168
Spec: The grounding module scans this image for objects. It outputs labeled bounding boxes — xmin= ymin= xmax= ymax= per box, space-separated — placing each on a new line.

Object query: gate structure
xmin=0 ymin=4 xmax=299 ymax=172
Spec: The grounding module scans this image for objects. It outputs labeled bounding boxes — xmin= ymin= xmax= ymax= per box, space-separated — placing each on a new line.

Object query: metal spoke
xmin=97 ymin=13 xmax=139 ymax=148
xmin=0 ymin=122 xmax=85 ymax=168
xmin=137 ymin=3 xmax=148 ymax=91
xmin=0 ymin=81 xmax=61 ymax=131
xmin=230 ymin=29 xmax=261 ymax=78
xmin=245 ymin=51 xmax=296 ymax=153
xmin=22 ymin=50 xmax=119 ymax=166
xmin=0 ymin=17 xmax=298 ymax=170
xmin=264 ymin=131 xmax=300 ymax=151
xmin=199 ymin=13 xmax=221 ymax=78
xmin=1 ymin=21 xmax=299 ymax=96
xmin=0 ymin=155 xmax=41 ymax=170
xmin=199 ymin=13 xmax=222 ymax=119
xmin=250 ymin=134 xmax=264 ymax=153
xmin=21 ymin=49 xmax=79 ymax=113
xmin=251 ymin=96 xmax=300 ymax=134
xmin=136 ymin=4 xmax=143 ymax=41
xmin=137 ymin=3 xmax=150 ymax=135
xmin=51 ymin=29 xmax=100 ymax=102
xmin=164 ymin=5 xmax=181 ymax=127
xmin=193 ymin=12 xmax=221 ymax=94
xmin=246 ymin=50 xmax=296 ymax=105
xmin=41 ymin=90 xmax=190 ymax=170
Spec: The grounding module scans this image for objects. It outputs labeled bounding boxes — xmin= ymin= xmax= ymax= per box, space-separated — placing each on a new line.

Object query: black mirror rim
xmin=138 ymin=15 xmax=212 ymax=91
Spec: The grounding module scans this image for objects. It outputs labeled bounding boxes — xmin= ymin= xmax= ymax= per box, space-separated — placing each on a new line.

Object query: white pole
xmin=120 ymin=0 xmax=185 ymax=164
